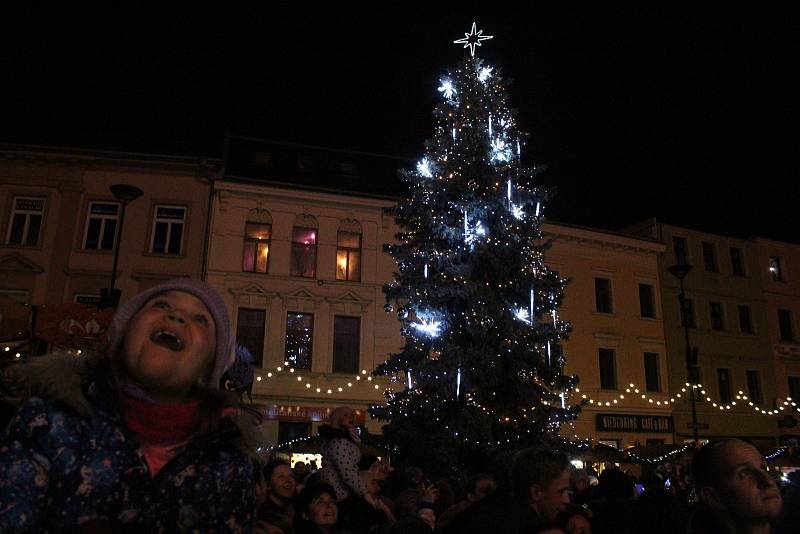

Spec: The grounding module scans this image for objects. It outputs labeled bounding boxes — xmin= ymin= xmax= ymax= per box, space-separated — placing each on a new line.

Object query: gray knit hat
xmin=108 ymin=278 xmax=234 ymax=388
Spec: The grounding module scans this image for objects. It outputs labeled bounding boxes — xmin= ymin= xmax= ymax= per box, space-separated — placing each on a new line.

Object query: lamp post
xmin=667 ymin=263 xmax=701 ymax=443
xmin=102 ymin=184 xmax=143 ymax=309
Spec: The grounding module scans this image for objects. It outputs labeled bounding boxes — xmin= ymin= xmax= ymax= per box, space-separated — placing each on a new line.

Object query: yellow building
xmin=205 ymin=141 xmax=409 ymax=445
xmin=626 ymin=220 xmax=779 ymax=446
xmin=545 ymin=223 xmax=671 ymax=448
xmin=754 ymin=238 xmax=800 ymax=444
xmin=0 ymin=144 xmax=215 ymax=309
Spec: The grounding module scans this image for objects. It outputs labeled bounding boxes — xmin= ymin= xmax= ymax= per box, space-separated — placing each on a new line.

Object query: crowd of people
xmin=0 ymin=279 xmax=797 ymax=533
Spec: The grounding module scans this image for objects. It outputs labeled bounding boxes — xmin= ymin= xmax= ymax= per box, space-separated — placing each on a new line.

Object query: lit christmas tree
xmin=371 ymin=23 xmax=580 ymax=472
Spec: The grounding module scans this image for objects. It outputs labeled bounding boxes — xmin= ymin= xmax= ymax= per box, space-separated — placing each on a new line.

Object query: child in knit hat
xmin=0 ymin=278 xmax=257 ymax=532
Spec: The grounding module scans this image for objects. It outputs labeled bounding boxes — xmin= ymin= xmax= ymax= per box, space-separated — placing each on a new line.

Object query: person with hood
xmin=0 ymin=278 xmax=258 ymax=532
xmin=318 ymin=406 xmax=370 ymax=504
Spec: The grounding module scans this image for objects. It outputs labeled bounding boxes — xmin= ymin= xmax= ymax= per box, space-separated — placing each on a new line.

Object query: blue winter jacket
xmin=0 ymin=382 xmax=255 ymax=532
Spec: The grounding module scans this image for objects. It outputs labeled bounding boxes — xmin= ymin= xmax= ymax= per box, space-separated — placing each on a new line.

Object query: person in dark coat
xmin=443 ymin=448 xmax=571 ymax=534
xmin=0 ymin=278 xmax=258 ymax=532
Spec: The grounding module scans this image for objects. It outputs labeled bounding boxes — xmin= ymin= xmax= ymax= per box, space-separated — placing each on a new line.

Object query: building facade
xmin=626 ymin=219 xmax=780 ymax=446
xmin=545 ymin=223 xmax=671 ymax=448
xmin=0 ymin=144 xmax=216 ymax=347
xmin=754 ymin=238 xmax=800 ymax=444
xmin=205 ymin=179 xmax=402 ymax=443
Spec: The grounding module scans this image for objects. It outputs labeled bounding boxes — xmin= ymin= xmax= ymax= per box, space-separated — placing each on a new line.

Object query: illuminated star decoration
xmin=453 ymin=22 xmax=494 ymax=57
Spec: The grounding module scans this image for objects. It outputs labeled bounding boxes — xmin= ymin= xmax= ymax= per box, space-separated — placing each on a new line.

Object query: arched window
xmin=336 ymin=220 xmax=362 ymax=281
xmin=291 ymin=214 xmax=318 ymax=278
xmin=242 ymin=209 xmax=272 ymax=273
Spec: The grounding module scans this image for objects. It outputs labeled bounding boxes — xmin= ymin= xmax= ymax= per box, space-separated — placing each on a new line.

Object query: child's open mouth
xmin=150 ymin=330 xmax=184 ymax=351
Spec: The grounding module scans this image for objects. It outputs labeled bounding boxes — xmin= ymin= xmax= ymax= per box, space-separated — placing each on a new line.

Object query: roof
xmin=223 ymin=135 xmax=411 ymax=199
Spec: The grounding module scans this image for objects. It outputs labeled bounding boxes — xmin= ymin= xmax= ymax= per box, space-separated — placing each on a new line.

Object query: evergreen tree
xmin=371 ymin=24 xmax=580 ymax=472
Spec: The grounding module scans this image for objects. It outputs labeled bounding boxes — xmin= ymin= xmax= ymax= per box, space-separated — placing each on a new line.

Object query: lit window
xmin=6 ymin=196 xmax=44 ymax=247
xmin=83 ymin=202 xmax=119 ymax=250
xmin=150 ymin=205 xmax=186 ymax=255
xmin=290 ymin=227 xmax=317 ymax=278
xmin=242 ymin=222 xmax=271 ymax=273
xmin=336 ymin=231 xmax=361 ymax=281
xmin=769 ymin=256 xmax=783 ymax=282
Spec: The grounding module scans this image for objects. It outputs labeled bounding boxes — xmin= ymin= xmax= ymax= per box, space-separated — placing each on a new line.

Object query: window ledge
xmin=141 ymin=252 xmax=186 ymax=259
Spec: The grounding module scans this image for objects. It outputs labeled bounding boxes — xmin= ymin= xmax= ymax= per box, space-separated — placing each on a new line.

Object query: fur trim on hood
xmin=9 ymin=352 xmax=263 ymax=457
xmin=11 ymin=352 xmax=93 ymax=417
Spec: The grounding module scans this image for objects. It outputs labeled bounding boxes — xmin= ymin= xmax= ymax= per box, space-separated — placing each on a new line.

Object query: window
xmin=278 ymin=422 xmax=311 ymax=444
xmin=737 ymin=305 xmax=753 ymax=334
xmin=332 ymin=316 xmax=360 ymax=374
xmin=789 ymin=376 xmax=800 ymax=401
xmin=769 ymin=256 xmax=783 ymax=281
xmin=82 ymin=201 xmax=119 ymax=250
xmin=150 ymin=205 xmax=185 ymax=255
xmin=599 ymin=348 xmax=617 ymax=389
xmin=336 ymin=231 xmax=362 ymax=281
xmin=689 ymin=366 xmax=702 ymax=388
xmin=644 ymin=352 xmax=660 ymax=392
xmin=285 ymin=313 xmax=314 ymax=370
xmin=681 ymin=298 xmax=696 ymax=328
xmin=779 ymin=309 xmax=794 ymax=342
xmin=746 ymin=370 xmax=762 ymax=404
xmin=595 ymin=278 xmax=613 ymax=314
xmin=236 ymin=308 xmax=266 ymax=367
xmin=242 ymin=222 xmax=271 ymax=273
xmin=673 ymin=236 xmax=689 ymax=265
xmin=639 ymin=283 xmax=656 ymax=318
xmin=717 ymin=368 xmax=732 ymax=404
xmin=6 ymin=196 xmax=44 ymax=246
xmin=709 ymin=302 xmax=725 ymax=331
xmin=702 ymin=242 xmax=717 ymax=272
xmin=730 ymin=247 xmax=745 ymax=276
xmin=598 ymin=439 xmax=619 ymax=449
xmin=290 ymin=227 xmax=317 ymax=278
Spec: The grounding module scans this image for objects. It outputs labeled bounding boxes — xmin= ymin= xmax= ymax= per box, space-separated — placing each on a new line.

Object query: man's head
xmin=512 ymin=448 xmax=571 ymax=522
xmin=264 ymin=460 xmax=296 ymax=503
xmin=692 ymin=439 xmax=782 ymax=523
xmin=466 ymin=473 xmax=497 ymax=502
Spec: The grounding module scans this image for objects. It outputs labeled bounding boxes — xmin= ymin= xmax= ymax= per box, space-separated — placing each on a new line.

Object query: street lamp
xmin=667 ymin=263 xmax=701 ymax=443
xmin=101 ymin=184 xmax=143 ymax=309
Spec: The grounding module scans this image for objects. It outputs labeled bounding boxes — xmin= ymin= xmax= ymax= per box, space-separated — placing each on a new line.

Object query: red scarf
xmin=121 ymin=394 xmax=200 ymax=476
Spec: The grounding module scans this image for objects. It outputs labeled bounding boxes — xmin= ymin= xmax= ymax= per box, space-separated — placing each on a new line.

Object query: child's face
xmin=122 ymin=291 xmax=216 ymax=402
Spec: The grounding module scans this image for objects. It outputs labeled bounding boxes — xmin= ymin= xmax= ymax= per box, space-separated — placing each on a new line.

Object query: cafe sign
xmin=596 ymin=413 xmax=674 ymax=433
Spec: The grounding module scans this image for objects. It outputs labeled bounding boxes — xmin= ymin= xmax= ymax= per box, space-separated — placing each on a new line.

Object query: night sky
xmin=3 ymin=8 xmax=798 ymax=242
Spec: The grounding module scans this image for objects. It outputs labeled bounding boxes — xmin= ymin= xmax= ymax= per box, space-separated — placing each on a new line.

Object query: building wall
xmin=205 ymin=181 xmax=402 ymax=441
xmin=754 ymin=238 xmax=800 ymax=442
xmin=545 ymin=223 xmax=671 ymax=447
xmin=630 ymin=221 xmax=780 ymax=444
xmin=0 ymin=146 xmax=213 ymax=312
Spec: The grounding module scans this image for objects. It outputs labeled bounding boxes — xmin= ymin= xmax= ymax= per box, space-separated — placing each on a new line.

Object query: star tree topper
xmin=453 ymin=22 xmax=493 ymax=57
